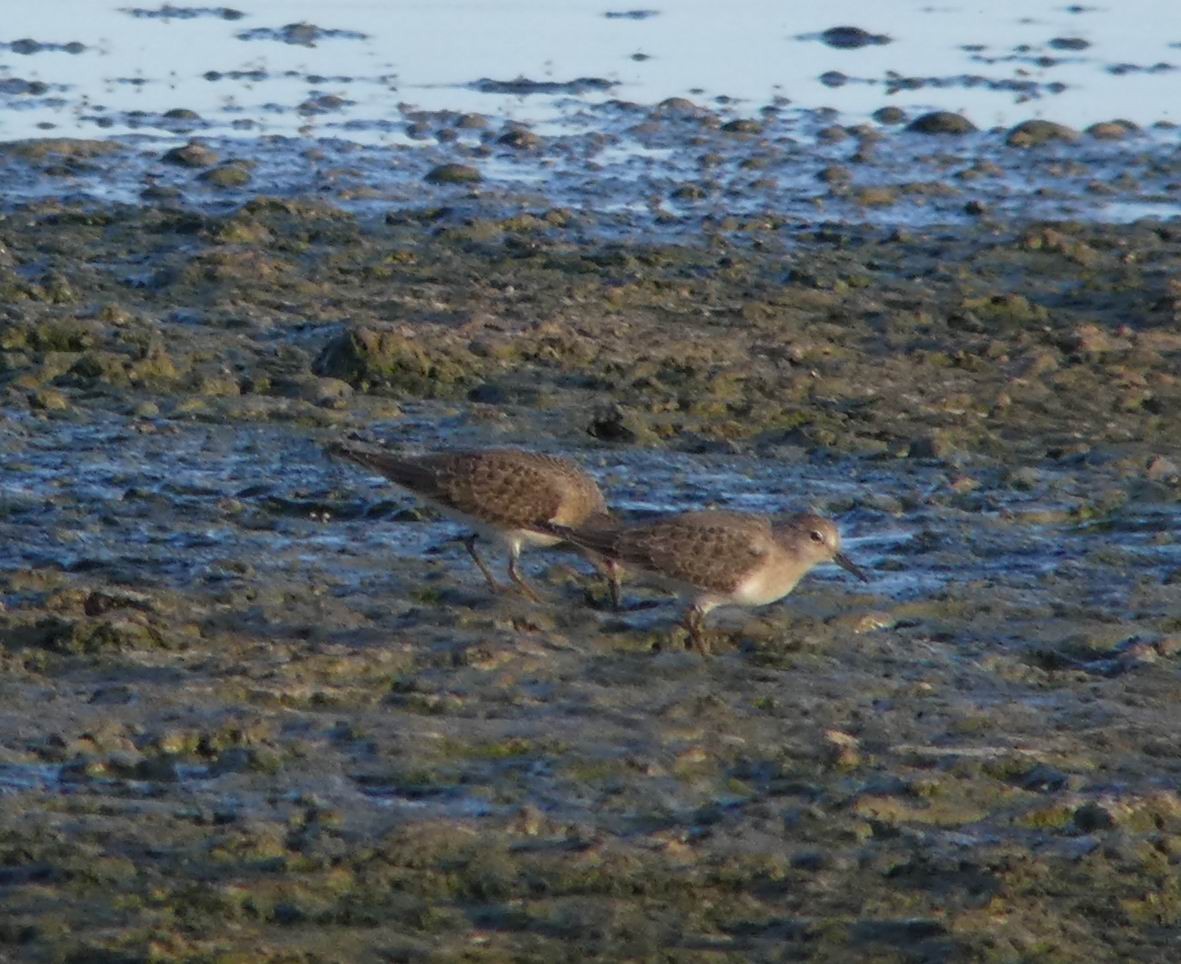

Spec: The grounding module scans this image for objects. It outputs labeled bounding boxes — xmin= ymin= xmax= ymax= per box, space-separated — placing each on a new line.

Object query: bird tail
xmin=539 ymin=512 xmax=622 ymax=557
xmin=325 ymin=441 xmax=432 ymax=488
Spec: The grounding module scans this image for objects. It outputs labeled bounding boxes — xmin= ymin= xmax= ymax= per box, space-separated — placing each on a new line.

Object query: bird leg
xmin=606 ymin=559 xmax=622 ymax=611
xmin=507 ymin=549 xmax=544 ymax=604
xmin=463 ymin=534 xmax=505 ymax=594
xmin=683 ymin=606 xmax=711 ymax=657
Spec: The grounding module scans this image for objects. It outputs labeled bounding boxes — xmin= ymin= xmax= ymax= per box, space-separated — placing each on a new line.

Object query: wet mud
xmin=0 ymin=65 xmax=1180 ymax=963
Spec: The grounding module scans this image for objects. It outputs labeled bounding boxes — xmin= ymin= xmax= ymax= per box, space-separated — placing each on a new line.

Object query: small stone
xmin=1066 ymin=323 xmax=1129 ymax=356
xmin=1019 ymin=350 xmax=1061 ymax=377
xmin=656 ymin=96 xmax=708 ymax=116
xmin=670 ymin=182 xmax=708 ymax=201
xmin=514 ymin=805 xmax=546 ymax=836
xmin=197 ymin=373 xmax=241 ymax=397
xmin=854 ymin=186 xmax=897 ymax=207
xmin=162 ymin=141 xmax=219 ymax=167
xmin=497 ymin=128 xmax=541 ymax=149
xmin=791 ymin=850 xmax=832 ymax=871
xmin=721 ymin=118 xmax=762 ymax=134
xmin=1118 ymin=641 xmax=1158 ymax=665
xmin=817 ymin=164 xmax=852 ymax=185
xmin=425 ymin=163 xmax=481 ymax=185
xmin=29 ymin=388 xmax=68 ymax=411
xmin=1087 ymin=119 xmax=1138 ymax=140
xmin=1146 ymin=455 xmax=1180 ymax=482
xmin=907 ymin=111 xmax=976 ymax=135
xmin=299 ymin=93 xmax=347 ymax=113
xmin=197 ymin=161 xmax=253 ymax=188
xmin=587 ymin=404 xmax=641 ymax=443
xmin=1006 ymin=119 xmax=1079 ymax=147
xmin=909 ymin=432 xmax=953 ymax=459
xmin=675 ymin=746 xmax=708 ymax=768
xmin=819 ymin=26 xmax=890 ymax=48
xmin=823 ymin=729 xmax=861 ymax=769
xmin=872 ymin=106 xmax=907 ymax=125
xmin=854 ymin=612 xmax=894 ymax=634
xmin=1074 ymin=801 xmax=1116 ymax=831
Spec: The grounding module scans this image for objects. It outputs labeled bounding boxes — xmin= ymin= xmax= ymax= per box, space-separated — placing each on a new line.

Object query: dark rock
xmin=721 ymin=118 xmax=762 ymax=134
xmin=819 ymin=26 xmax=891 ymax=49
xmin=471 ymin=76 xmax=614 ymax=95
xmin=313 ymin=326 xmax=474 ymax=397
xmin=587 ymin=405 xmax=639 ymax=443
xmin=425 ymin=163 xmax=481 ymax=185
xmin=873 ymin=106 xmax=907 ymax=125
xmin=670 ymin=182 xmax=708 ymax=201
xmin=1074 ymin=801 xmax=1116 ymax=831
xmin=1049 ymin=37 xmax=1090 ymax=50
xmin=817 ymin=165 xmax=852 ymax=185
xmin=1006 ymin=119 xmax=1079 ymax=146
xmin=907 ymin=111 xmax=977 ymax=134
xmin=1086 ymin=119 xmax=1138 ymax=140
xmin=163 ymin=141 xmax=219 ymax=167
xmin=197 ymin=161 xmax=253 ymax=188
xmin=497 ymin=128 xmax=541 ymax=150
xmin=299 ymin=93 xmax=349 ymax=114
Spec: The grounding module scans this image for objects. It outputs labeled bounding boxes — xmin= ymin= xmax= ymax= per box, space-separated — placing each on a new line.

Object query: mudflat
xmin=1 ymin=103 xmax=1180 ymax=961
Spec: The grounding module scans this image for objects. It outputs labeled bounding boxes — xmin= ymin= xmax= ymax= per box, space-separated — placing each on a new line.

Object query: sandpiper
xmin=326 ymin=442 xmax=620 ymax=604
xmin=548 ymin=510 xmax=868 ymax=654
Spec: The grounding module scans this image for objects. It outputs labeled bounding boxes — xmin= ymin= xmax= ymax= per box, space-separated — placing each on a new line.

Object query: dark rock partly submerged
xmin=1007 ymin=119 xmax=1079 ymax=146
xmin=424 ymin=163 xmax=481 ymax=185
xmin=906 ymin=111 xmax=977 ymax=135
xmin=818 ymin=26 xmax=891 ymax=48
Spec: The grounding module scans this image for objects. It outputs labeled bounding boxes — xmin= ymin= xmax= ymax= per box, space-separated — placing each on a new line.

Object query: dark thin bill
xmin=835 ymin=552 xmax=870 ymax=582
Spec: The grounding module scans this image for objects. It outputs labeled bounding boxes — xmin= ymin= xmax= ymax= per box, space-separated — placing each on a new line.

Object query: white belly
xmin=429 ymin=501 xmax=560 ymax=552
xmin=731 ymin=564 xmax=801 ymax=608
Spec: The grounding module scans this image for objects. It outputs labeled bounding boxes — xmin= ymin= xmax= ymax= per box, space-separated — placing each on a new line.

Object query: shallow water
xmin=3 ymin=407 xmax=1176 ymax=635
xmin=2 ymin=0 xmax=1178 ymax=142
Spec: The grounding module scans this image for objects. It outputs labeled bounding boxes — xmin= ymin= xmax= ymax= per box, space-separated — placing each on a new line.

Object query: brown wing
xmin=329 ymin=445 xmax=605 ymax=530
xmin=578 ymin=510 xmax=772 ymax=594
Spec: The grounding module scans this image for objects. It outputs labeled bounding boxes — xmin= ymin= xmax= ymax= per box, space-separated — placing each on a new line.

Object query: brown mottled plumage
xmin=327 ymin=442 xmax=619 ymax=602
xmin=551 ymin=510 xmax=868 ymax=653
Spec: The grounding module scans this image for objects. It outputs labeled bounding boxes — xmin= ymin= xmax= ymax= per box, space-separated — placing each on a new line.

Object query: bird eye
xmin=809 ymin=530 xmax=824 ymax=544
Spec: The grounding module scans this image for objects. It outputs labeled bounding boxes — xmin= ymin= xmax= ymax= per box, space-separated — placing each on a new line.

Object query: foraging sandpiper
xmin=327 ymin=442 xmax=620 ymax=604
xmin=549 ymin=509 xmax=868 ymax=653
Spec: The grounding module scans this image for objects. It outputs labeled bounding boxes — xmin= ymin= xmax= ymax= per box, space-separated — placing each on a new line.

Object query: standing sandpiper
xmin=548 ymin=510 xmax=868 ymax=653
xmin=327 ymin=442 xmax=620 ymax=604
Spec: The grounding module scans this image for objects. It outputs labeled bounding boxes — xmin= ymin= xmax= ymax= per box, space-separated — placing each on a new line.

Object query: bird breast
xmin=730 ymin=550 xmax=804 ymax=607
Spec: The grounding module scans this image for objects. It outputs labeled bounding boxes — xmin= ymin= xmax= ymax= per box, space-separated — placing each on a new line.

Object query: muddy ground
xmin=0 ymin=120 xmax=1180 ymax=962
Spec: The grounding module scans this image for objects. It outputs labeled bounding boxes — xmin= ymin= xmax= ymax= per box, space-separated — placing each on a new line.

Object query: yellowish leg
xmin=507 ymin=550 xmax=544 ymax=604
xmin=683 ymin=606 xmax=711 ymax=657
xmin=463 ymin=535 xmax=504 ymax=594
xmin=606 ymin=560 xmax=622 ymax=611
